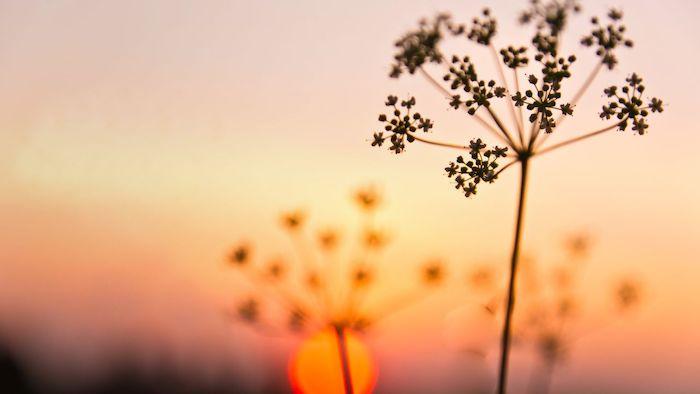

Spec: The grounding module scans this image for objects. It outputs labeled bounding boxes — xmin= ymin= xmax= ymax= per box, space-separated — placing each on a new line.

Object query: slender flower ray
xmin=407 ymin=131 xmax=470 ymax=150
xmin=535 ymin=120 xmax=623 ymax=156
xmin=513 ymin=69 xmax=525 ymax=133
xmin=490 ymin=43 xmax=524 ymax=139
xmin=418 ymin=67 xmax=513 ymax=147
xmin=287 ymin=227 xmax=332 ymax=321
xmin=493 ymin=159 xmax=518 ymax=179
xmin=486 ymin=106 xmax=519 ymax=149
xmin=536 ymin=61 xmax=605 ymax=150
xmin=231 ymin=260 xmax=324 ymax=329
xmin=363 ymin=264 xmax=445 ymax=326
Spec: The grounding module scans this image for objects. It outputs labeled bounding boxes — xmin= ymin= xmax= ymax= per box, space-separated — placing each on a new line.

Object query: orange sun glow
xmin=289 ymin=328 xmax=377 ymax=394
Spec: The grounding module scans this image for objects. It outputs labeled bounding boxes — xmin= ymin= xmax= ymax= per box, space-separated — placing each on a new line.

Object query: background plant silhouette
xmin=225 ymin=186 xmax=446 ymax=394
xmin=369 ymin=1 xmax=663 ymax=392
xmin=459 ymin=234 xmax=644 ymax=393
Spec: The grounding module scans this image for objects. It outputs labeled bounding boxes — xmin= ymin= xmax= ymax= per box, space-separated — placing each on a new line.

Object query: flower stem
xmin=536 ymin=62 xmax=604 ymax=150
xmin=334 ymin=325 xmax=355 ymax=394
xmin=407 ymin=132 xmax=469 ymax=151
xmin=513 ymin=68 xmax=525 ymax=140
xmin=535 ymin=121 xmax=622 ymax=156
xmin=490 ymin=44 xmax=522 ymax=138
xmin=497 ymin=157 xmax=530 ymax=394
xmin=486 ymin=106 xmax=519 ymax=150
xmin=418 ymin=67 xmax=513 ymax=147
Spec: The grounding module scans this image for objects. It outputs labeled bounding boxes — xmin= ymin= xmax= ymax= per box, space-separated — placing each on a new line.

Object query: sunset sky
xmin=1 ymin=0 xmax=699 ymax=393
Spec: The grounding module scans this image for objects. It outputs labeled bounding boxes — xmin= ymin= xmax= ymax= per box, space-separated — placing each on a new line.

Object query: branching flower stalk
xmin=370 ymin=2 xmax=663 ymax=393
xmin=225 ymin=186 xmax=446 ymax=394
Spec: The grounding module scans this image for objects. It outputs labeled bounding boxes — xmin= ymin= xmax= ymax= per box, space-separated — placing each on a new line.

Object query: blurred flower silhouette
xmin=224 ymin=185 xmax=446 ymax=394
xmin=455 ymin=233 xmax=645 ymax=394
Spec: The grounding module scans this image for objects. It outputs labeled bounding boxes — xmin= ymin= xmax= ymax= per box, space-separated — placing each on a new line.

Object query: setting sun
xmin=289 ymin=328 xmax=377 ymax=394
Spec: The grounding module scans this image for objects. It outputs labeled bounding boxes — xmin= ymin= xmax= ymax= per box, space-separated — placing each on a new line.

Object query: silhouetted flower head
xmin=500 ymin=46 xmax=529 ymax=69
xmin=512 ymin=55 xmax=576 ymax=133
xmin=229 ymin=245 xmax=251 ymax=266
xmin=390 ymin=14 xmax=451 ymax=77
xmin=556 ymin=296 xmax=577 ymax=319
xmin=444 ymin=56 xmax=505 ymax=114
xmin=281 ymin=210 xmax=306 ymax=231
xmin=237 ymin=298 xmax=259 ymax=323
xmin=306 ymin=271 xmax=321 ymax=290
xmin=318 ymin=229 xmax=340 ymax=251
xmin=353 ymin=185 xmax=381 ymax=212
xmin=520 ymin=0 xmax=581 ymax=56
xmin=537 ymin=331 xmax=566 ymax=364
xmin=352 ymin=267 xmax=374 ymax=288
xmin=615 ymin=279 xmax=641 ymax=311
xmin=467 ymin=8 xmax=497 ymax=46
xmin=600 ymin=73 xmax=663 ymax=134
xmin=445 ymin=139 xmax=508 ymax=197
xmin=265 ymin=259 xmax=286 ymax=280
xmin=519 ymin=0 xmax=581 ymax=36
xmin=581 ymin=9 xmax=633 ymax=69
xmin=565 ymin=233 xmax=591 ymax=258
xmin=362 ymin=228 xmax=386 ymax=250
xmin=374 ymin=96 xmax=434 ymax=154
xmin=422 ymin=261 xmax=445 ymax=285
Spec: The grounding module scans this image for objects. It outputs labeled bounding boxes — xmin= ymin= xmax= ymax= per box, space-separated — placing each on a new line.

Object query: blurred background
xmin=1 ymin=0 xmax=699 ymax=393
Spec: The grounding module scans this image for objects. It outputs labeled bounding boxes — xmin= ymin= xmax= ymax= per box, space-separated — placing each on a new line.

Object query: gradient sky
xmin=1 ymin=0 xmax=699 ymax=393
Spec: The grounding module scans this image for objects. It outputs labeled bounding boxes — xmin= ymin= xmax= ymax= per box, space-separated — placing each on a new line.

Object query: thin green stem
xmin=497 ymin=157 xmax=530 ymax=394
xmin=334 ymin=325 xmax=355 ymax=394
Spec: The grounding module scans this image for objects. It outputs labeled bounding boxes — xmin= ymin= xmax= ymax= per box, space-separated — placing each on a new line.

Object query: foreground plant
xmin=369 ymin=2 xmax=663 ymax=392
xmin=226 ymin=186 xmax=445 ymax=394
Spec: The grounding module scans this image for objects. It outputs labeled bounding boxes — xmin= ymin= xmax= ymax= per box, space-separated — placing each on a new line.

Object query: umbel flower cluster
xmin=370 ymin=1 xmax=663 ymax=198
xmin=367 ymin=2 xmax=664 ymax=393
xmin=225 ymin=186 xmax=446 ymax=335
